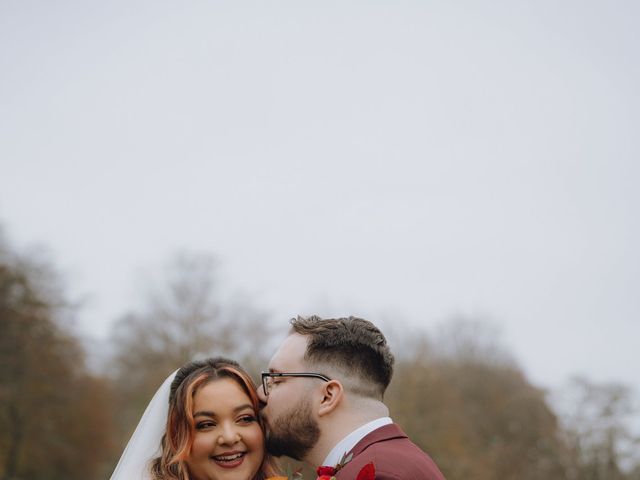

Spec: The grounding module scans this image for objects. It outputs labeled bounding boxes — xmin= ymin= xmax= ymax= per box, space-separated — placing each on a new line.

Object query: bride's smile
xmin=210 ymin=451 xmax=246 ymax=467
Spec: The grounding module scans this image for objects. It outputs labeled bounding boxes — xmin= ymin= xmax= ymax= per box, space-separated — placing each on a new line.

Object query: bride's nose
xmin=217 ymin=422 xmax=240 ymax=445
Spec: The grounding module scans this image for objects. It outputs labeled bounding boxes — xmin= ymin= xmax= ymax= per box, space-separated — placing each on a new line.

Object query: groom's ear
xmin=318 ymin=380 xmax=343 ymax=417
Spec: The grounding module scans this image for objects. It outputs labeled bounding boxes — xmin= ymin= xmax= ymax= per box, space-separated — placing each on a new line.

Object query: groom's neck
xmin=305 ymin=399 xmax=389 ymax=468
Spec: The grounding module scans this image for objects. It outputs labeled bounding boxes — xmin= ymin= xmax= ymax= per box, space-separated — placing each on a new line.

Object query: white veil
xmin=110 ymin=370 xmax=179 ymax=480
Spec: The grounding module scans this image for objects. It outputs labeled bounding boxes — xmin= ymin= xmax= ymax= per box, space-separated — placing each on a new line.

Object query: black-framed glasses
xmin=261 ymin=371 xmax=331 ymax=396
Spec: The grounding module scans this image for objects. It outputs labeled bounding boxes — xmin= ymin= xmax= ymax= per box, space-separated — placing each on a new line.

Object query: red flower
xmin=315 ymin=457 xmax=375 ymax=480
xmin=356 ymin=462 xmax=376 ymax=480
xmin=317 ymin=466 xmax=337 ymax=477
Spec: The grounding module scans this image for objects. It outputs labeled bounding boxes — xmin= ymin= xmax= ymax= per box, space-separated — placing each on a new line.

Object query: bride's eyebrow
xmin=194 ymin=404 xmax=254 ymax=418
xmin=234 ymin=404 xmax=255 ymax=414
xmin=194 ymin=411 xmax=217 ymax=418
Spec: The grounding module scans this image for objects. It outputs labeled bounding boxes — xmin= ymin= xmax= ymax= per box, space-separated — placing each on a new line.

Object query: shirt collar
xmin=322 ymin=417 xmax=393 ymax=467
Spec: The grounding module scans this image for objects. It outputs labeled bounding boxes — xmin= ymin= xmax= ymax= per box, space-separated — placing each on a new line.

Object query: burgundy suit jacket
xmin=334 ymin=424 xmax=446 ymax=480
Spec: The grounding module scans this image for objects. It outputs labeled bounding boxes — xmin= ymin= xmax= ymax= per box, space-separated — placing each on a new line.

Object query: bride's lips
xmin=210 ymin=450 xmax=246 ymax=469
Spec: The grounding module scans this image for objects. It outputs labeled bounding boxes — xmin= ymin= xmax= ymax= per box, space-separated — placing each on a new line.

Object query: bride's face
xmin=187 ymin=378 xmax=265 ymax=480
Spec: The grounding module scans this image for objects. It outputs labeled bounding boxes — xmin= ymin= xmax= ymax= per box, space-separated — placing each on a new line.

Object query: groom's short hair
xmin=289 ymin=315 xmax=394 ymax=399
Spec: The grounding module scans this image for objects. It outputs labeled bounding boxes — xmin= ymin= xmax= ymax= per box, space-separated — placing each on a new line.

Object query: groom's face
xmin=258 ymin=333 xmax=321 ymax=460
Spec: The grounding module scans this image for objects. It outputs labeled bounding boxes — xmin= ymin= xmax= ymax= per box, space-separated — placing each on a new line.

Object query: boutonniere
xmin=316 ymin=452 xmax=375 ymax=480
xmin=316 ymin=451 xmax=353 ymax=479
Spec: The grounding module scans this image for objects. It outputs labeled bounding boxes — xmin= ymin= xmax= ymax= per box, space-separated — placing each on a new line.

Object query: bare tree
xmin=557 ymin=377 xmax=640 ymax=480
xmin=0 ymin=234 xmax=114 ymax=480
xmin=387 ymin=319 xmax=569 ymax=480
xmin=107 ymin=251 xmax=274 ymax=461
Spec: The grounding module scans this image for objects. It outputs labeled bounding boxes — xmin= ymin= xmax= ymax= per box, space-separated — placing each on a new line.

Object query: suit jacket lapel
xmin=347 ymin=423 xmax=408 ymax=458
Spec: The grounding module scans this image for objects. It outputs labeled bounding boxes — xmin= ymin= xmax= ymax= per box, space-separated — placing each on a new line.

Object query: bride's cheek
xmin=249 ymin=425 xmax=265 ymax=450
xmin=191 ymin=434 xmax=209 ymax=457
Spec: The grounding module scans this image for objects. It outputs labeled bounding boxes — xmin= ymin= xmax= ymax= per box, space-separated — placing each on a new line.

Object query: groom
xmin=258 ymin=315 xmax=446 ymax=479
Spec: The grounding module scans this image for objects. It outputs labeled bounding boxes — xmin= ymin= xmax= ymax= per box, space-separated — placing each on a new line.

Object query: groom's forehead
xmin=268 ymin=333 xmax=308 ymax=369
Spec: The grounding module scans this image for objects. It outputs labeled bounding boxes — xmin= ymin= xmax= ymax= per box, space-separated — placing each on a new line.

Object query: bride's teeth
xmin=213 ymin=453 xmax=244 ymax=461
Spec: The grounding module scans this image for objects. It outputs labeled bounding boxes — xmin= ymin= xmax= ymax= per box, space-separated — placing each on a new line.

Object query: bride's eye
xmin=196 ymin=421 xmax=216 ymax=430
xmin=238 ymin=415 xmax=257 ymax=424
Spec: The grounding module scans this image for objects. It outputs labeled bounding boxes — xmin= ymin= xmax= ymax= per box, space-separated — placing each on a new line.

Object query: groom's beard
xmin=263 ymin=396 xmax=320 ymax=461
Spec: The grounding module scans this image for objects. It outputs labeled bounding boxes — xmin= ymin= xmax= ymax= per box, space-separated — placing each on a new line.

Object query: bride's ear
xmin=318 ymin=380 xmax=343 ymax=417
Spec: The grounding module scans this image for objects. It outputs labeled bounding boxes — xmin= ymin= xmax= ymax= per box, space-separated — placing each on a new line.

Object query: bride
xmin=110 ymin=357 xmax=280 ymax=480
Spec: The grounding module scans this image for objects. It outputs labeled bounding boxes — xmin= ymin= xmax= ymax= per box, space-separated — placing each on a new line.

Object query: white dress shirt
xmin=321 ymin=417 xmax=393 ymax=467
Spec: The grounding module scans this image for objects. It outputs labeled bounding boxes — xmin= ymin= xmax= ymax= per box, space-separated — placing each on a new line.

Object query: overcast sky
xmin=1 ymin=0 xmax=638 ymax=398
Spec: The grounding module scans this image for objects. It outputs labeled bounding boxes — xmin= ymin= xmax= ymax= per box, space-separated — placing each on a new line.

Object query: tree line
xmin=1 ymin=233 xmax=638 ymax=479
